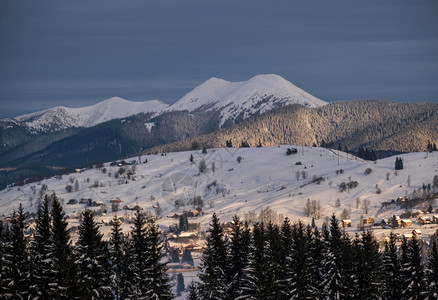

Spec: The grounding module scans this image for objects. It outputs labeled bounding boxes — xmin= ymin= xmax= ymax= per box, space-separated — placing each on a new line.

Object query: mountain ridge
xmin=11 ymin=74 xmax=325 ymax=132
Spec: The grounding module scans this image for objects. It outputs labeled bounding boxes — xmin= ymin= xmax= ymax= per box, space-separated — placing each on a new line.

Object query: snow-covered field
xmin=1 ymin=146 xmax=437 ymax=240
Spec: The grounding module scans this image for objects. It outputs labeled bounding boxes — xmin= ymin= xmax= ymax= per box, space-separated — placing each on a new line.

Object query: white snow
xmin=13 ymin=74 xmax=326 ymax=132
xmin=1 ymin=146 xmax=437 ymax=242
xmin=169 ymin=74 xmax=327 ymax=126
xmin=15 ymin=97 xmax=168 ymax=132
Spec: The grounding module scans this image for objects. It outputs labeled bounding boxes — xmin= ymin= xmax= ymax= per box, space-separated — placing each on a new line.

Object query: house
xmin=413 ymin=229 xmax=422 ymax=236
xmin=363 ymin=217 xmax=374 ymax=225
xmin=191 ymin=209 xmax=200 ymax=217
xmin=433 ymin=215 xmax=438 ymax=224
xmin=110 ymin=197 xmax=122 ymax=204
xmin=184 ymin=243 xmax=203 ymax=252
xmin=342 ymin=220 xmax=352 ymax=228
xmin=419 ymin=216 xmax=431 ymax=225
xmin=401 ymin=219 xmax=413 ymax=228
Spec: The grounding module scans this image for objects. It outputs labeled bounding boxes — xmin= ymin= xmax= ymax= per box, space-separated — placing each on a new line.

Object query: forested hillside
xmin=150 ymin=100 xmax=438 ymax=155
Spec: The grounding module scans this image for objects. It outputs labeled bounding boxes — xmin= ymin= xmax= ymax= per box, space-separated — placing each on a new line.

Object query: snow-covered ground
xmin=1 ymin=146 xmax=437 ymax=240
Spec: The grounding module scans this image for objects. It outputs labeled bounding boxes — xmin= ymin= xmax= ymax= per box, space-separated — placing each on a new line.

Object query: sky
xmin=1 ymin=0 xmax=437 ymax=118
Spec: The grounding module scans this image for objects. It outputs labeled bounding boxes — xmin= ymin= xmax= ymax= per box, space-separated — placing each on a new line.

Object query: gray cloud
xmin=1 ymin=0 xmax=437 ymax=117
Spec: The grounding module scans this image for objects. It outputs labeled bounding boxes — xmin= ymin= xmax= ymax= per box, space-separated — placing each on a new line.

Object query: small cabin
xmin=363 ymin=217 xmax=374 ymax=225
xmin=401 ymin=219 xmax=413 ymax=228
xmin=342 ymin=220 xmax=352 ymax=228
xmin=413 ymin=229 xmax=422 ymax=236
xmin=110 ymin=197 xmax=122 ymax=204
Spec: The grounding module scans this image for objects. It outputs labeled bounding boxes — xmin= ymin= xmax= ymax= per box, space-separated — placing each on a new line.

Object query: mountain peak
xmin=169 ymin=74 xmax=326 ymax=126
xmin=15 ymin=97 xmax=168 ymax=132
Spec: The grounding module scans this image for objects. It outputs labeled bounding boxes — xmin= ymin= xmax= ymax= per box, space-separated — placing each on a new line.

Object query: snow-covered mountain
xmin=169 ymin=74 xmax=326 ymax=126
xmin=15 ymin=97 xmax=168 ymax=132
xmin=12 ymin=74 xmax=326 ymax=132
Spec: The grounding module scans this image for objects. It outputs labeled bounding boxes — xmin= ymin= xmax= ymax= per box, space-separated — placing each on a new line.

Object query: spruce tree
xmin=400 ymin=237 xmax=411 ymax=297
xmin=30 ymin=195 xmax=57 ymax=299
xmin=2 ymin=204 xmax=30 ymax=299
xmin=198 ymin=213 xmax=228 ymax=299
xmin=144 ymin=219 xmax=173 ymax=299
xmin=403 ymin=234 xmax=426 ymax=299
xmin=187 ymin=281 xmax=199 ymax=300
xmin=181 ymin=249 xmax=194 ymax=266
xmin=131 ymin=209 xmax=150 ymax=296
xmin=426 ymin=240 xmax=438 ymax=299
xmin=382 ymin=232 xmax=402 ymax=299
xmin=279 ymin=217 xmax=296 ymax=298
xmin=291 ymin=221 xmax=317 ymax=299
xmin=176 ymin=273 xmax=185 ymax=296
xmin=264 ymin=222 xmax=283 ymax=298
xmin=320 ymin=215 xmax=346 ymax=299
xmin=240 ymin=223 xmax=273 ymax=299
xmin=353 ymin=230 xmax=382 ymax=299
xmin=51 ymin=194 xmax=76 ymax=299
xmin=0 ymin=220 xmax=10 ymax=296
xmin=75 ymin=209 xmax=112 ymax=299
xmin=227 ymin=216 xmax=250 ymax=299
xmin=109 ymin=216 xmax=124 ymax=300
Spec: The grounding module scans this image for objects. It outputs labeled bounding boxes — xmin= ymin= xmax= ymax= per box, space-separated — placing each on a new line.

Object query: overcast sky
xmin=1 ymin=0 xmax=437 ymax=118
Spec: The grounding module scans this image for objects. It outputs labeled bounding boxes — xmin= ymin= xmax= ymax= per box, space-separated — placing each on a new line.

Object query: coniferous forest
xmin=194 ymin=213 xmax=438 ymax=300
xmin=0 ymin=194 xmax=172 ymax=299
xmin=2 ymin=197 xmax=438 ymax=299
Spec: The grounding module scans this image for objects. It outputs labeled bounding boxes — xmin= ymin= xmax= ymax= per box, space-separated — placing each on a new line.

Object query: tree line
xmin=193 ymin=213 xmax=438 ymax=300
xmin=0 ymin=194 xmax=172 ymax=299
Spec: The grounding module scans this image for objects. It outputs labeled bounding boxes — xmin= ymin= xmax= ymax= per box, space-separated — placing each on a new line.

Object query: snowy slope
xmin=1 ymin=146 xmax=436 ymax=240
xmin=169 ymin=74 xmax=326 ymax=126
xmin=15 ymin=97 xmax=168 ymax=132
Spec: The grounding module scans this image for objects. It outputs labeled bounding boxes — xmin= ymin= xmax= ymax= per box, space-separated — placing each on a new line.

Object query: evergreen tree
xmin=400 ymin=237 xmax=411 ymax=297
xmin=30 ymin=195 xmax=57 ymax=299
xmin=353 ymin=230 xmax=382 ymax=299
xmin=382 ymin=232 xmax=402 ymax=299
xmin=403 ymin=234 xmax=426 ymax=299
xmin=279 ymin=217 xmax=296 ymax=298
xmin=109 ymin=216 xmax=124 ymax=300
xmin=176 ymin=273 xmax=185 ymax=296
xmin=264 ymin=222 xmax=283 ymax=298
xmin=395 ymin=157 xmax=404 ymax=170
xmin=426 ymin=240 xmax=438 ymax=299
xmin=131 ymin=209 xmax=150 ymax=297
xmin=181 ymin=249 xmax=194 ymax=266
xmin=320 ymin=215 xmax=346 ymax=299
xmin=309 ymin=226 xmax=325 ymax=298
xmin=227 ymin=216 xmax=250 ymax=299
xmin=171 ymin=249 xmax=180 ymax=263
xmin=51 ymin=195 xmax=76 ymax=299
xmin=144 ymin=219 xmax=173 ymax=299
xmin=75 ymin=210 xmax=112 ymax=299
xmin=0 ymin=220 xmax=10 ymax=296
xmin=2 ymin=204 xmax=30 ymax=299
xmin=190 ymin=154 xmax=194 ymax=163
xmin=240 ymin=222 xmax=275 ymax=299
xmin=198 ymin=213 xmax=228 ymax=299
xmin=187 ymin=281 xmax=199 ymax=300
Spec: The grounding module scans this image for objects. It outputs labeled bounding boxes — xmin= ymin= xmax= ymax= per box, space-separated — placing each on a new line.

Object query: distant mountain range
xmin=0 ymin=74 xmax=436 ymax=189
xmin=10 ymin=74 xmax=326 ymax=133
